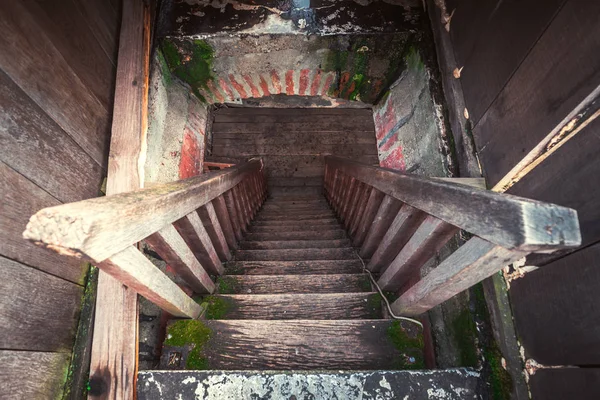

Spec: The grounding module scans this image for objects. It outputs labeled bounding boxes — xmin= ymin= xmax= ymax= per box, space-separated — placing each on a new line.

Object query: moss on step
xmin=165 ymin=320 xmax=212 ymax=369
xmin=358 ymin=275 xmax=373 ymax=292
xmin=366 ymin=293 xmax=383 ymax=318
xmin=450 ymin=308 xmax=479 ymax=368
xmin=216 ymin=276 xmax=241 ymax=294
xmin=202 ymin=295 xmax=233 ymax=320
xmin=387 ymin=320 xmax=425 ymax=370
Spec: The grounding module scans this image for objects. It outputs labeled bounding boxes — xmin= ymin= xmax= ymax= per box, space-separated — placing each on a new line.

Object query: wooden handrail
xmin=324 ymin=156 xmax=581 ymax=316
xmin=22 ymin=158 xmax=268 ymax=318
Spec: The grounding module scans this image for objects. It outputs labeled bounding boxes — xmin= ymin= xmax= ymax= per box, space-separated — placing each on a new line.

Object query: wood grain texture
xmin=225 ymin=260 xmax=363 ymax=275
xmin=256 ymin=212 xmax=337 ymax=221
xmin=250 ymin=219 xmax=340 ymax=229
xmin=528 ymin=368 xmax=600 ymax=400
xmin=0 ymin=350 xmax=71 ymax=399
xmin=1 ymin=162 xmax=87 ymax=284
xmin=327 ymin=156 xmax=581 ymax=252
xmin=173 ymin=212 xmax=224 ymax=276
xmin=213 ymin=195 xmax=238 ymax=249
xmin=474 ymin=0 xmax=600 ymax=186
xmin=213 ymin=293 xmax=382 ymax=319
xmin=212 ymin=121 xmax=375 ymax=133
xmin=349 ymin=185 xmax=372 ymax=237
xmin=0 ymin=256 xmax=82 ymax=352
xmin=359 ymin=195 xmax=403 ymax=259
xmin=239 ymin=239 xmax=352 ymax=250
xmin=367 ymin=204 xmax=426 ymax=272
xmin=0 ymin=1 xmax=110 ymax=167
xmin=145 ymin=225 xmax=215 ymax=294
xmin=378 ymin=216 xmax=459 ymax=290
xmin=24 ymin=160 xmax=262 ymax=262
xmin=224 ymin=189 xmax=244 ymax=241
xmin=199 ymin=202 xmax=231 ymax=261
xmin=0 ymin=70 xmax=103 ymax=203
xmin=392 ymin=237 xmax=527 ymax=316
xmin=353 ymin=188 xmax=385 ymax=247
xmin=235 ymin=248 xmax=357 ymax=261
xmin=219 ymin=274 xmax=371 ymax=294
xmin=202 ymin=320 xmax=412 ymax=370
xmin=245 ymin=230 xmax=348 ymax=241
xmin=73 ymin=0 xmax=120 ymax=63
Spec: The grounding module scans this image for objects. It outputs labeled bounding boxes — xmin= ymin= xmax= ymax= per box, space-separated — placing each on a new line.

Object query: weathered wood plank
xmin=97 ymin=246 xmax=201 ymax=318
xmin=218 ymin=274 xmax=371 ymax=294
xmin=245 ymin=229 xmax=347 ymax=241
xmin=0 ymin=70 xmax=103 ymax=203
xmin=0 ymin=350 xmax=71 ymax=399
xmin=378 ymin=216 xmax=459 ymax=290
xmin=213 ymin=143 xmax=377 ymax=157
xmin=145 ymin=225 xmax=215 ymax=293
xmin=212 ymin=121 xmax=375 ymax=133
xmin=224 ymin=189 xmax=244 ymax=241
xmin=24 ymin=160 xmax=262 ymax=262
xmin=251 ymin=218 xmax=340 ymax=227
xmin=210 ymin=293 xmax=381 ymax=320
xmin=201 ymin=320 xmax=416 ymax=370
xmin=0 ymin=1 xmax=110 ymax=167
xmin=173 ymin=212 xmax=224 ymax=276
xmin=213 ymin=195 xmax=237 ymax=249
xmin=73 ymin=0 xmax=121 ymax=63
xmin=225 ymin=260 xmax=363 ymax=275
xmin=235 ymin=248 xmax=357 ymax=261
xmin=392 ymin=237 xmax=527 ymax=316
xmin=213 ymin=133 xmax=376 ymax=145
xmin=198 ymin=202 xmax=231 ymax=261
xmin=353 ymin=188 xmax=385 ymax=247
xmin=349 ymin=185 xmax=372 ymax=237
xmin=359 ymin=195 xmax=403 ymax=259
xmin=367 ymin=204 xmax=426 ymax=272
xmin=0 ymin=256 xmax=82 ymax=352
xmin=1 ymin=162 xmax=87 ymax=284
xmin=239 ymin=239 xmax=352 ymax=250
xmin=327 ymin=156 xmax=581 ymax=252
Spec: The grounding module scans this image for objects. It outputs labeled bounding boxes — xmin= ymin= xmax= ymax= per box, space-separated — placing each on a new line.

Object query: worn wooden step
xmin=239 ymin=239 xmax=352 ymax=250
xmin=255 ymin=212 xmax=336 ymax=221
xmin=268 ymin=177 xmax=324 ymax=187
xmin=224 ymin=260 xmax=364 ymax=275
xmin=206 ymin=293 xmax=382 ymax=319
xmin=266 ymin=194 xmax=326 ymax=201
xmin=138 ymin=369 xmax=483 ymax=399
xmin=269 ymin=187 xmax=323 ymax=196
xmin=260 ymin=204 xmax=332 ymax=212
xmin=217 ymin=274 xmax=372 ymax=294
xmin=250 ymin=218 xmax=340 ymax=228
xmin=244 ymin=229 xmax=348 ymax=241
xmin=235 ymin=248 xmax=357 ymax=261
xmin=192 ymin=320 xmax=420 ymax=369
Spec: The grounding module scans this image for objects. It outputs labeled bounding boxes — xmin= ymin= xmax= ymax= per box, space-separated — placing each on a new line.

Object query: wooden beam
xmin=326 ymin=156 xmax=581 ymax=252
xmin=173 ymin=211 xmax=224 ymax=276
xmin=353 ymin=188 xmax=385 ymax=247
xmin=391 ymin=237 xmax=527 ymax=316
xmin=198 ymin=202 xmax=231 ymax=261
xmin=23 ymin=159 xmax=262 ymax=263
xmin=359 ymin=195 xmax=402 ymax=259
xmin=213 ymin=195 xmax=237 ymax=249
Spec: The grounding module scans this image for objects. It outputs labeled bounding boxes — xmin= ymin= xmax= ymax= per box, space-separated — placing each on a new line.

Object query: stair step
xmin=255 ymin=212 xmax=336 ymax=221
xmin=239 ymin=239 xmax=351 ymax=250
xmin=217 ymin=274 xmax=372 ymax=294
xmin=235 ymin=248 xmax=357 ymax=261
xmin=250 ymin=218 xmax=340 ymax=227
xmin=269 ymin=186 xmax=323 ymax=196
xmin=244 ymin=229 xmax=347 ymax=241
xmin=206 ymin=293 xmax=382 ymax=319
xmin=224 ymin=260 xmax=364 ymax=275
xmin=264 ymin=199 xmax=328 ymax=205
xmin=165 ymin=320 xmax=422 ymax=370
xmin=261 ymin=203 xmax=330 ymax=210
xmin=268 ymin=177 xmax=324 ymax=187
xmin=138 ymin=369 xmax=483 ymax=399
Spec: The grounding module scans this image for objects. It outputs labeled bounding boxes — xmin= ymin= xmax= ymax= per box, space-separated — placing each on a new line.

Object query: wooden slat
xmin=391 ymin=237 xmax=527 ymax=316
xmin=353 ymin=187 xmax=385 ymax=247
xmin=346 ymin=181 xmax=365 ymax=230
xmin=213 ymin=195 xmax=237 ymax=249
xmin=213 ymin=132 xmax=376 ymax=144
xmin=233 ymin=184 xmax=249 ymax=230
xmin=23 ymin=159 xmax=262 ymax=262
xmin=198 ymin=202 xmax=231 ymax=261
xmin=340 ymin=177 xmax=356 ymax=225
xmin=73 ymin=0 xmax=120 ymax=63
xmin=0 ymin=351 xmax=71 ymax=399
xmin=224 ymin=189 xmax=243 ymax=241
xmin=327 ymin=156 xmax=581 ymax=252
xmin=0 ymin=1 xmax=110 ymax=167
xmin=226 ymin=260 xmax=363 ymax=275
xmin=212 ymin=143 xmax=377 ymax=157
xmin=349 ymin=185 xmax=372 ymax=237
xmin=212 ymin=121 xmax=375 ymax=133
xmin=97 ymin=246 xmax=201 ymax=318
xmin=173 ymin=211 xmax=224 ymax=276
xmin=359 ymin=195 xmax=403 ymax=259
xmin=145 ymin=225 xmax=215 ymax=293
xmin=378 ymin=216 xmax=459 ymax=290
xmin=367 ymin=204 xmax=426 ymax=272
xmin=218 ymin=274 xmax=371 ymax=294
xmin=0 ymin=256 xmax=82 ymax=352
xmin=235 ymin=248 xmax=357 ymax=262
xmin=240 ymin=239 xmax=351 ymax=250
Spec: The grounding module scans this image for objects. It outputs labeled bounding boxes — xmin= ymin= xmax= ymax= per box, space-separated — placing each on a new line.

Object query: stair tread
xmin=217 ymin=274 xmax=372 ymax=294
xmin=225 ymin=260 xmax=364 ymax=275
xmin=176 ymin=320 xmax=421 ymax=370
xmin=255 ymin=213 xmax=337 ymax=221
xmin=250 ymin=219 xmax=340 ymax=228
xmin=244 ymin=230 xmax=348 ymax=241
xmin=235 ymin=248 xmax=358 ymax=261
xmin=239 ymin=239 xmax=352 ymax=250
xmin=138 ymin=369 xmax=482 ymax=399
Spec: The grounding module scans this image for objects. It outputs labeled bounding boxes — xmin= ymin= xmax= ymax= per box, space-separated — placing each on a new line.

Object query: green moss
xmin=165 ymin=320 xmax=212 ymax=369
xmin=405 ymin=45 xmax=424 ymax=73
xmin=156 ymin=49 xmax=174 ymax=86
xmin=224 ymin=262 xmax=244 ymax=275
xmin=203 ymin=295 xmax=233 ymax=319
xmin=160 ymin=38 xmax=214 ymax=102
xmin=323 ymin=49 xmax=350 ymax=72
xmin=216 ymin=276 xmax=240 ymax=294
xmin=358 ymin=275 xmax=373 ymax=292
xmin=387 ymin=320 xmax=425 ymax=370
xmin=366 ymin=293 xmax=383 ymax=318
xmin=451 ymin=309 xmax=479 ymax=368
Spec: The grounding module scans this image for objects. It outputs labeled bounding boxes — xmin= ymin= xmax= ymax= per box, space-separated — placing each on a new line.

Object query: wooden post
xmin=173 ymin=212 xmax=224 ymax=276
xmin=359 ymin=195 xmax=402 ymax=259
xmin=213 ymin=195 xmax=237 ymax=249
xmin=350 ymin=186 xmax=372 ymax=238
xmin=198 ymin=202 xmax=231 ymax=261
xmin=353 ymin=188 xmax=385 ymax=247
xmin=224 ymin=189 xmax=243 ymax=241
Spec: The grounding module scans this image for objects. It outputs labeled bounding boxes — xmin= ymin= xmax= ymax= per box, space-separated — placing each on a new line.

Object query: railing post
xmin=213 ymin=195 xmax=237 ymax=249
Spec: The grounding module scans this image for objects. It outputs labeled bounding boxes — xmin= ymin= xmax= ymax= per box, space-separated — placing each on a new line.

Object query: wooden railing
xmin=23 ymin=158 xmax=267 ymax=318
xmin=324 ymin=156 xmax=581 ymax=316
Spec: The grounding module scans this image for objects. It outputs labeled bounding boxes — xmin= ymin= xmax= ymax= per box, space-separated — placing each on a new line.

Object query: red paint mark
xmin=243 ymin=74 xmax=261 ymax=98
xmin=381 ymin=146 xmax=406 ymax=171
xmin=179 ymin=127 xmax=202 ymax=179
xmin=206 ymin=80 xmax=224 ymax=103
xmin=322 ymin=72 xmax=335 ymax=96
xmin=229 ymin=74 xmax=248 ymax=99
xmin=375 ymin=98 xmax=397 ymax=141
xmin=285 ymin=70 xmax=295 ymax=95
xmin=219 ymin=78 xmax=235 ymax=101
xmin=310 ymin=69 xmax=323 ymax=96
xmin=299 ymin=69 xmax=310 ymax=95
xmin=259 ymin=74 xmax=271 ymax=96
xmin=344 ymin=81 xmax=356 ymax=99
xmin=270 ymin=70 xmax=282 ymax=94
xmin=338 ymin=72 xmax=351 ymax=98
xmin=379 ymin=132 xmax=398 ymax=152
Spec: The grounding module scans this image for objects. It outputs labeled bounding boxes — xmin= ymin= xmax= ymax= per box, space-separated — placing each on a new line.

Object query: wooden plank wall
xmin=441 ymin=0 xmax=600 ymax=395
xmin=0 ymin=1 xmax=121 ymax=398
